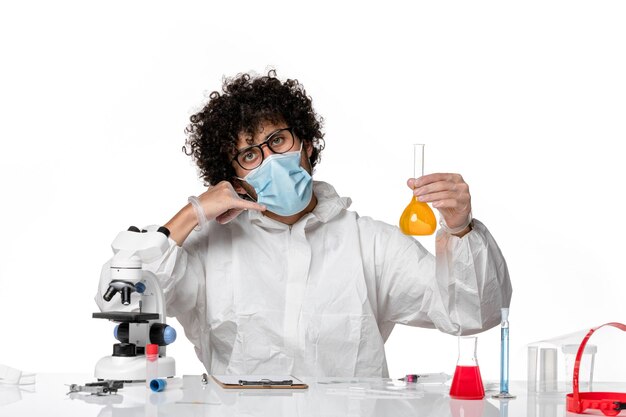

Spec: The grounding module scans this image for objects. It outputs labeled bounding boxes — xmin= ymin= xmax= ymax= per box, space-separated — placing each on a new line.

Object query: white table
xmin=0 ymin=374 xmax=611 ymax=417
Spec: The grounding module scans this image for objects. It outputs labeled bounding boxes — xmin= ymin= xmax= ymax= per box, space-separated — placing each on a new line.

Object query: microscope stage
xmin=92 ymin=312 xmax=160 ymax=323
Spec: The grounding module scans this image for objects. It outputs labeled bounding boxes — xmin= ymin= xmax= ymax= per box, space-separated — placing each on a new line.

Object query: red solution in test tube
xmin=449 ymin=365 xmax=485 ymax=399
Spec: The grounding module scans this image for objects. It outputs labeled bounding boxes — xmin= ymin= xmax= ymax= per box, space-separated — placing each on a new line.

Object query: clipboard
xmin=211 ymin=375 xmax=308 ymax=389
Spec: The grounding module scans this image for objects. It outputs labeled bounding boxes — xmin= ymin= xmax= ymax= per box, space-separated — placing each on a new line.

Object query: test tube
xmin=146 ymin=344 xmax=159 ymax=389
xmin=493 ymin=308 xmax=515 ymax=399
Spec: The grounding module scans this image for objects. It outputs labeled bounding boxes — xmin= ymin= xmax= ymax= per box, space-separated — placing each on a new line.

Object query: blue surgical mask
xmin=241 ymin=146 xmax=313 ymax=216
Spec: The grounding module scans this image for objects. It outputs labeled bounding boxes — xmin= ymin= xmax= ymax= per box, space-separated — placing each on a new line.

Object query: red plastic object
xmin=450 ymin=365 xmax=485 ymax=400
xmin=566 ymin=322 xmax=626 ymax=416
xmin=146 ymin=343 xmax=159 ymax=356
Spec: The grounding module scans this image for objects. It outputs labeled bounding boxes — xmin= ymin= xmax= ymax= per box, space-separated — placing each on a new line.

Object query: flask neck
xmin=457 ymin=336 xmax=479 ymax=366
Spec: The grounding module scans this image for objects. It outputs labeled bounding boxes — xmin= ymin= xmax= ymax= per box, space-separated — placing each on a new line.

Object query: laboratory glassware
xmin=563 ymin=343 xmax=596 ymax=391
xmin=146 ymin=344 xmax=158 ymax=388
xmin=450 ymin=336 xmax=485 ymax=400
xmin=493 ymin=308 xmax=516 ymax=399
xmin=527 ymin=329 xmax=598 ymax=393
xmin=399 ymin=144 xmax=437 ymax=235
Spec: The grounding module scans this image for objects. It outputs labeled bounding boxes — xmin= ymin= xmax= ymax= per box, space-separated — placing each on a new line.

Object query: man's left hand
xmin=407 ymin=173 xmax=472 ymax=230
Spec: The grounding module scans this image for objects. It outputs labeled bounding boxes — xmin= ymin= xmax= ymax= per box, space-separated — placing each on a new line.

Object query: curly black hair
xmin=183 ymin=70 xmax=325 ymax=186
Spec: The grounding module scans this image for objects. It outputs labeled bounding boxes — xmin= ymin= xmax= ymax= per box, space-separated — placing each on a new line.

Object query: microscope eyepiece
xmin=120 ymin=286 xmax=133 ymax=305
xmin=103 ymin=286 xmax=118 ymax=302
xmin=103 ymin=280 xmax=136 ymax=304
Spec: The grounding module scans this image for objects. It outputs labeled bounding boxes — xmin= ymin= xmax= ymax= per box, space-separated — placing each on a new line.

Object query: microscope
xmin=93 ymin=226 xmax=176 ymax=381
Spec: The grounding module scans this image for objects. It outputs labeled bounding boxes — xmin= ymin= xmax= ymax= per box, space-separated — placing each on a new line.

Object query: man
xmin=97 ymin=70 xmax=512 ymax=377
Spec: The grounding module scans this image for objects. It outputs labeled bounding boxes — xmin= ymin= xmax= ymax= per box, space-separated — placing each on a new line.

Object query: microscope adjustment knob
xmin=113 ymin=323 xmax=129 ymax=343
xmin=149 ymin=323 xmax=177 ymax=346
xmin=162 ymin=326 xmax=177 ymax=345
xmin=135 ymin=282 xmax=146 ymax=294
xmin=112 ymin=342 xmax=136 ymax=357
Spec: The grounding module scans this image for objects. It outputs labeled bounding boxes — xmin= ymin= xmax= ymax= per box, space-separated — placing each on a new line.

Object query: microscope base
xmin=95 ymin=355 xmax=175 ymax=381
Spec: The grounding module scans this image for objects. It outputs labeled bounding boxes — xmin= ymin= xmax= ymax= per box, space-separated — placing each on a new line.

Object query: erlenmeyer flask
xmin=399 ymin=144 xmax=436 ymax=235
xmin=450 ymin=336 xmax=485 ymax=400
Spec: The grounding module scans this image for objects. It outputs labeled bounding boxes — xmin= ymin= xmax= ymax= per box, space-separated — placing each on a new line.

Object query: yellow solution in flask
xmin=399 ymin=143 xmax=437 ymax=236
xmin=399 ymin=197 xmax=437 ymax=235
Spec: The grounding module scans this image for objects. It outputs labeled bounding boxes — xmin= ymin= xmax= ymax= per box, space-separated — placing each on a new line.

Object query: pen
xmin=239 ymin=379 xmax=293 ymax=386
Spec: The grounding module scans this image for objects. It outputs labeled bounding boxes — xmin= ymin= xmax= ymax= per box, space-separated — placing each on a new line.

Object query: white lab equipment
xmin=0 ymin=364 xmax=35 ymax=407
xmin=527 ymin=330 xmax=598 ymax=393
xmin=94 ymin=227 xmax=176 ymax=381
xmin=539 ymin=347 xmax=558 ymax=392
xmin=562 ymin=343 xmax=596 ymax=391
xmin=0 ymin=364 xmax=35 ymax=386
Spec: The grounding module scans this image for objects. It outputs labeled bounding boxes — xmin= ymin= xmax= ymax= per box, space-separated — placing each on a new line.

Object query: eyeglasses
xmin=232 ymin=127 xmax=297 ymax=170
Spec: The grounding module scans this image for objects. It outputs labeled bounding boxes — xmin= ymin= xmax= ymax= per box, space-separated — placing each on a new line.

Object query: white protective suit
xmin=97 ymin=181 xmax=512 ymax=377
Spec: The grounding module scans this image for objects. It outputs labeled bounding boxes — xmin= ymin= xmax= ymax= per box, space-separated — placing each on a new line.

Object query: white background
xmin=1 ymin=0 xmax=625 ymax=383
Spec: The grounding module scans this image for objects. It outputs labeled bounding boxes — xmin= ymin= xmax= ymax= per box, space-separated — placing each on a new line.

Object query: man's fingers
xmin=408 ymin=173 xmax=461 ymax=189
xmin=216 ymin=208 xmax=243 ymax=224
xmin=235 ymin=199 xmax=266 ymax=212
xmin=216 ymin=199 xmax=266 ymax=224
xmin=414 ymin=182 xmax=451 ymax=196
xmin=416 ymin=191 xmax=458 ymax=203
xmin=431 ymin=198 xmax=461 ymax=209
xmin=412 ymin=173 xmax=449 ymax=187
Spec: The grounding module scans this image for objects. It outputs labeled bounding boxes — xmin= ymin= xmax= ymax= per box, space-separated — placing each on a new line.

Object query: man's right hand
xmin=197 ymin=181 xmax=266 ymax=224
xmin=165 ymin=181 xmax=266 ymax=246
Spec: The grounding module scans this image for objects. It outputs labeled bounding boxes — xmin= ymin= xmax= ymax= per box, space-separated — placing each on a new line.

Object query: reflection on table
xmin=5 ymin=374 xmax=622 ymax=417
